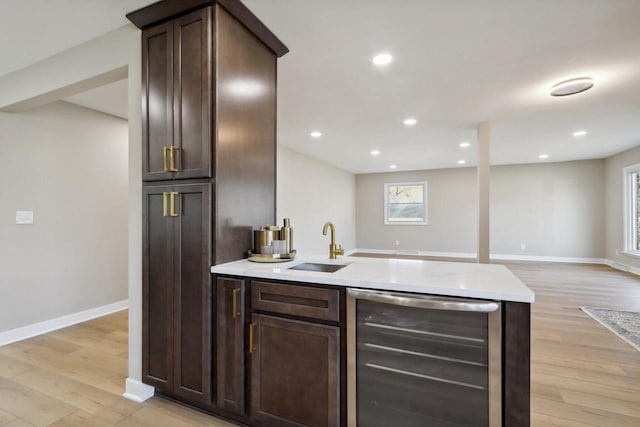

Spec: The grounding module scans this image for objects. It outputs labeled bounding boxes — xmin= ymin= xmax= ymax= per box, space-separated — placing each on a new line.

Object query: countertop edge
xmin=210 ymin=257 xmax=535 ymax=304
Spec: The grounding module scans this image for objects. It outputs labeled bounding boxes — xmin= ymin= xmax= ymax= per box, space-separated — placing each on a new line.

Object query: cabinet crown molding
xmin=126 ymin=0 xmax=289 ymax=57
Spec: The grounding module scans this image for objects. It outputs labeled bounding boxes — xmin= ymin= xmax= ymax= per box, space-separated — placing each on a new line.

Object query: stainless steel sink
xmin=288 ymin=262 xmax=349 ymax=273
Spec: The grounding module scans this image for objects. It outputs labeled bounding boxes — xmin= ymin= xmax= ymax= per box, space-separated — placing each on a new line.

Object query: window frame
xmin=383 ymin=181 xmax=428 ymax=226
xmin=623 ymin=163 xmax=640 ymax=257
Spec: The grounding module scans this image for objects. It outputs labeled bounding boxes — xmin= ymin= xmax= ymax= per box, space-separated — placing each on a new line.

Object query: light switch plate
xmin=16 ymin=211 xmax=34 ymax=225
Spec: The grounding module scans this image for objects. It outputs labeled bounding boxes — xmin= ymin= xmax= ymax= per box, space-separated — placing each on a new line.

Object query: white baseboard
xmin=604 ymin=259 xmax=640 ymax=275
xmin=354 ymin=248 xmax=606 ymax=264
xmin=0 ymin=299 xmax=128 ymax=347
xmin=355 ymin=248 xmax=476 ymax=259
xmin=491 ymin=254 xmax=607 ymax=264
xmin=123 ymin=378 xmax=154 ymax=403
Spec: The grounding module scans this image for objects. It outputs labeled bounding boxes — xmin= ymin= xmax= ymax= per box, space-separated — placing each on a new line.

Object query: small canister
xmin=253 ymin=226 xmax=281 ymax=254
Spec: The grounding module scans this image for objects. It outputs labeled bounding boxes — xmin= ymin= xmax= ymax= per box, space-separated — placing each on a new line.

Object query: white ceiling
xmin=2 ymin=0 xmax=640 ymax=173
xmin=243 ymin=0 xmax=640 ymax=173
xmin=0 ymin=0 xmax=155 ymax=78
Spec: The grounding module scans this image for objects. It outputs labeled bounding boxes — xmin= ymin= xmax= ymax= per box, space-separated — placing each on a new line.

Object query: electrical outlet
xmin=616 ymin=249 xmax=619 ymax=255
xmin=395 ymin=240 xmax=400 ymax=247
xmin=520 ymin=243 xmax=527 ymax=250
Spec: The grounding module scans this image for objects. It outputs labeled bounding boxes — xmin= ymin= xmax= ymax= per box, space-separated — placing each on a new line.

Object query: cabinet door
xmin=250 ymin=314 xmax=340 ymax=427
xmin=216 ymin=277 xmax=246 ymax=415
xmin=142 ymin=185 xmax=174 ymax=391
xmin=173 ymin=8 xmax=212 ymax=180
xmin=172 ymin=183 xmax=213 ymax=405
xmin=142 ymin=22 xmax=174 ymax=181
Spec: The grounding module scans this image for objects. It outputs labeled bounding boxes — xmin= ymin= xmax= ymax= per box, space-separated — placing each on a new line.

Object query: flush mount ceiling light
xmin=457 ymin=160 xmax=466 ymax=165
xmin=550 ymin=77 xmax=594 ymax=96
xmin=371 ymin=150 xmax=381 ymax=156
xmin=372 ymin=53 xmax=393 ymax=66
xmin=539 ymin=154 xmax=549 ymax=160
xmin=459 ymin=141 xmax=471 ymax=148
xmin=310 ymin=131 xmax=322 ymax=138
xmin=389 ymin=164 xmax=397 ymax=169
xmin=403 ymin=118 xmax=418 ymax=126
xmin=573 ymin=130 xmax=588 ymax=137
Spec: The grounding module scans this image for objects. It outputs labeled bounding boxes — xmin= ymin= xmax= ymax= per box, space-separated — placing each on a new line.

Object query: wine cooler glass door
xmin=347 ymin=289 xmax=502 ymax=427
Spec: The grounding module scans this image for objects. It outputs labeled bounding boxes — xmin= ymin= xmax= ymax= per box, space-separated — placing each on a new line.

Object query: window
xmin=384 ymin=182 xmax=428 ymax=225
xmin=623 ymin=164 xmax=640 ymax=255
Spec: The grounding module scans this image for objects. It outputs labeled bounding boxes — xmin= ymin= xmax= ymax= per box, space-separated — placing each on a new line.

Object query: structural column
xmin=477 ymin=122 xmax=490 ymax=264
xmin=125 ymin=29 xmax=155 ymax=403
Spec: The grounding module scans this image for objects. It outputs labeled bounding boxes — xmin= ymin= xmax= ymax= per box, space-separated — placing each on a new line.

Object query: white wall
xmin=605 ymin=145 xmax=640 ymax=269
xmin=356 ymin=168 xmax=477 ymax=253
xmin=277 ymin=146 xmax=356 ymax=254
xmin=491 ymin=160 xmax=605 ymax=258
xmin=0 ymin=24 xmax=145 ymax=394
xmin=0 ymin=101 xmax=129 ymax=333
xmin=356 ymin=160 xmax=606 ymax=259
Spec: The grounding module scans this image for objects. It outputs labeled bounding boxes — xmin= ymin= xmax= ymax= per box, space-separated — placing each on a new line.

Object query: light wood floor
xmin=0 ymin=312 xmax=234 ymax=427
xmin=514 ymin=262 xmax=640 ymax=427
xmin=0 ymin=262 xmax=639 ymax=426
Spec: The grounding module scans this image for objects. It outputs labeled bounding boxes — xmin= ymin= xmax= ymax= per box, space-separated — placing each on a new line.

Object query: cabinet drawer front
xmin=251 ymin=281 xmax=340 ymax=322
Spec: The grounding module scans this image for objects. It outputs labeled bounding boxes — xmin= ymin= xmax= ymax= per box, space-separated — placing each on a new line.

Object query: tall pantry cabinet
xmin=127 ymin=0 xmax=288 ymax=411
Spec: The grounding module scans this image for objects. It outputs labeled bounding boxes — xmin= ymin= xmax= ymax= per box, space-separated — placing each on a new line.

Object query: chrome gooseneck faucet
xmin=322 ymin=221 xmax=344 ymax=259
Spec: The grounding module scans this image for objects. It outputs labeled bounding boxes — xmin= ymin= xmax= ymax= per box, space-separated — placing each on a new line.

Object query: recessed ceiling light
xmin=550 ymin=77 xmax=594 ymax=96
xmin=389 ymin=164 xmax=397 ymax=169
xmin=371 ymin=150 xmax=380 ymax=156
xmin=539 ymin=154 xmax=549 ymax=160
xmin=403 ymin=118 xmax=417 ymax=126
xmin=458 ymin=160 xmax=466 ymax=165
xmin=372 ymin=53 xmax=393 ymax=66
xmin=310 ymin=131 xmax=322 ymax=138
xmin=459 ymin=142 xmax=471 ymax=148
xmin=573 ymin=130 xmax=588 ymax=137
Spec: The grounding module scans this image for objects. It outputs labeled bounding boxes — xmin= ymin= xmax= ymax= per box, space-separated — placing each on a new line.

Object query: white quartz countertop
xmin=210 ymin=254 xmax=535 ymax=303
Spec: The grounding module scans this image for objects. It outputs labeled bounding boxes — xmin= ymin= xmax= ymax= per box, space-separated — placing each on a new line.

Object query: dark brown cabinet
xmin=248 ymin=280 xmax=342 ymax=427
xmin=212 ymin=277 xmax=344 ymax=426
xmin=249 ymin=314 xmax=340 ymax=427
xmin=208 ymin=274 xmax=530 ymax=427
xmin=216 ymin=276 xmax=246 ymax=415
xmin=135 ymin=0 xmax=288 ymax=265
xmin=142 ymin=8 xmax=211 ymax=182
xmin=141 ymin=185 xmax=173 ymax=390
xmin=142 ymin=183 xmax=212 ymax=405
xmin=129 ymin=0 xmax=288 ymax=420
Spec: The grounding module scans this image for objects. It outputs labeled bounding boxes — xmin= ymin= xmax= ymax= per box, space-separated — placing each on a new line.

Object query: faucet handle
xmin=335 ymin=244 xmax=345 ymax=256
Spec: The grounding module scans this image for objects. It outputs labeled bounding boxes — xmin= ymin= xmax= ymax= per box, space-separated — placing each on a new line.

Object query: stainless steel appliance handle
xmin=347 ymin=289 xmax=499 ymax=312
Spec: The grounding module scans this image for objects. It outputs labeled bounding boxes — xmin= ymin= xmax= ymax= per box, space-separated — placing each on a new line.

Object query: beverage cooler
xmin=347 ymin=289 xmax=502 ymax=427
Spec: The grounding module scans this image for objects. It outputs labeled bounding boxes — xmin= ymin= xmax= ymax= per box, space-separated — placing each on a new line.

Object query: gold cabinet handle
xmin=169 ymin=192 xmax=179 ymax=217
xmin=163 ymin=147 xmax=169 ymax=172
xmin=162 ymin=192 xmax=169 ymax=217
xmin=168 ymin=146 xmax=179 ymax=172
xmin=249 ymin=323 xmax=257 ymax=354
xmin=162 ymin=146 xmax=179 ymax=172
xmin=232 ymin=288 xmax=240 ymax=318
